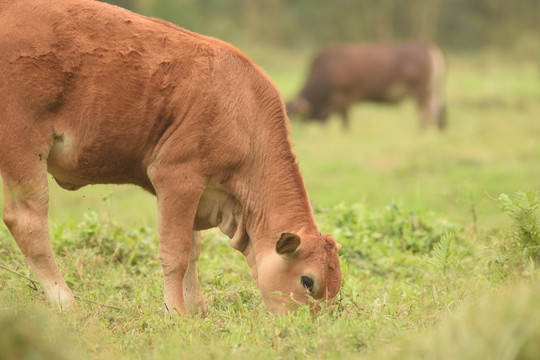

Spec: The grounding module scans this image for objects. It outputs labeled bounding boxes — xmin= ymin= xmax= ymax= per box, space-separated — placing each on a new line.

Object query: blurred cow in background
xmin=286 ymin=43 xmax=447 ymax=130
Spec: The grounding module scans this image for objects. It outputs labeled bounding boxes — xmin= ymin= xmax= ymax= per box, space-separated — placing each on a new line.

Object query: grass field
xmin=1 ymin=48 xmax=539 ymax=359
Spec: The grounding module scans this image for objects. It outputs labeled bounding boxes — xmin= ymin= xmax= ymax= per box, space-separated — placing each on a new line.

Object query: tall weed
xmin=489 ymin=191 xmax=540 ymax=283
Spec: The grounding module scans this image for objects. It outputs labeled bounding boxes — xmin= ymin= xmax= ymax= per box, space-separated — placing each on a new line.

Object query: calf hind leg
xmin=183 ymin=231 xmax=206 ymax=315
xmin=1 ymin=159 xmax=75 ymax=308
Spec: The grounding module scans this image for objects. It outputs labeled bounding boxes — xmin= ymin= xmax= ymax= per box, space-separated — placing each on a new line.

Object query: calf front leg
xmin=150 ymin=165 xmax=205 ymax=315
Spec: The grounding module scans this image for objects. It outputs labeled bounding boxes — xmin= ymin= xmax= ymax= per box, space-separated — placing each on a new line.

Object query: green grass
xmin=1 ymin=50 xmax=540 ymax=359
xmin=366 ymin=279 xmax=540 ymax=360
xmin=1 ymin=195 xmax=539 ymax=359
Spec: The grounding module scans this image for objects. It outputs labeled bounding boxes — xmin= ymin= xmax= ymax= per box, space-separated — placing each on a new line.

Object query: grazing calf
xmin=0 ymin=0 xmax=342 ymax=315
xmin=287 ymin=43 xmax=447 ymax=130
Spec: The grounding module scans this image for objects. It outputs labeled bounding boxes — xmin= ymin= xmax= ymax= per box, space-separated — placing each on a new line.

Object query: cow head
xmin=286 ymin=96 xmax=332 ymax=123
xmin=285 ymin=97 xmax=312 ymax=119
xmin=256 ymin=232 xmax=342 ymax=314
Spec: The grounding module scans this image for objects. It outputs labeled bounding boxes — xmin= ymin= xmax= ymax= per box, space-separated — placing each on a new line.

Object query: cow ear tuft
xmin=276 ymin=233 xmax=301 ymax=255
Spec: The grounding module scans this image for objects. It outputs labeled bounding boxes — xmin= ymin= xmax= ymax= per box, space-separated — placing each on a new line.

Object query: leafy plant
xmin=425 ymin=232 xmax=462 ymax=277
xmin=499 ymin=191 xmax=540 ymax=262
xmin=489 ymin=191 xmax=540 ymax=283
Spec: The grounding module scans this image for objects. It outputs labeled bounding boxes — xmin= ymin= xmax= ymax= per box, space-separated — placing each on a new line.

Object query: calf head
xmin=256 ymin=232 xmax=342 ymax=314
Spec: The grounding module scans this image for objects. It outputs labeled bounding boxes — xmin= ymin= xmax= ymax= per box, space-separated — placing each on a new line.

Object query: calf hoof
xmin=186 ymin=296 xmax=207 ymax=317
xmin=46 ymin=291 xmax=76 ymax=311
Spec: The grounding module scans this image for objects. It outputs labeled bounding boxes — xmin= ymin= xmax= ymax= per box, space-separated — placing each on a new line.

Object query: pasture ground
xmin=1 ymin=49 xmax=539 ymax=359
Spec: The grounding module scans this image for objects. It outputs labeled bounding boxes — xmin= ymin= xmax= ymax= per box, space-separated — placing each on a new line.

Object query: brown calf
xmin=0 ymin=0 xmax=341 ymax=315
xmin=287 ymin=43 xmax=447 ymax=130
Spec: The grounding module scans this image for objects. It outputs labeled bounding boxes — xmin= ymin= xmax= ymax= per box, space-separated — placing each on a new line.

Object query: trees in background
xmin=103 ymin=0 xmax=539 ymax=51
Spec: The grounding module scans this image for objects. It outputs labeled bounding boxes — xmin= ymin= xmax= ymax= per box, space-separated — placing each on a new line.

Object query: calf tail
xmin=428 ymin=45 xmax=447 ymax=130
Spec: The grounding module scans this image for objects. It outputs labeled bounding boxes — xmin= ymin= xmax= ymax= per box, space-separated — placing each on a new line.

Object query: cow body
xmin=287 ymin=43 xmax=446 ymax=129
xmin=0 ymin=0 xmax=341 ymax=314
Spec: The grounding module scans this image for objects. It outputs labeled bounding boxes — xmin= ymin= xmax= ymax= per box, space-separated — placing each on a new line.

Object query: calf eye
xmin=301 ymin=276 xmax=314 ymax=292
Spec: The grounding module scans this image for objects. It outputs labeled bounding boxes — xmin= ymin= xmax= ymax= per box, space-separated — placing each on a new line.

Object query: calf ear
xmin=276 ymin=233 xmax=301 ymax=255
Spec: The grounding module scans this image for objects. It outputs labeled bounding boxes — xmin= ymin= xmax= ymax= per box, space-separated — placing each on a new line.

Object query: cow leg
xmin=0 ymin=158 xmax=75 ymax=309
xmin=183 ymin=231 xmax=206 ymax=315
xmin=426 ymin=87 xmax=447 ymax=130
xmin=332 ymin=93 xmax=351 ymax=130
xmin=338 ymin=106 xmax=350 ymax=130
xmin=150 ymin=165 xmax=204 ymax=315
xmin=436 ymin=104 xmax=447 ymax=130
xmin=415 ymin=92 xmax=431 ymax=130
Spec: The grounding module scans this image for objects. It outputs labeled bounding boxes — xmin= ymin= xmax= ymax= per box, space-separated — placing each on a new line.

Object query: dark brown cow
xmin=0 ymin=0 xmax=342 ymax=315
xmin=287 ymin=43 xmax=447 ymax=130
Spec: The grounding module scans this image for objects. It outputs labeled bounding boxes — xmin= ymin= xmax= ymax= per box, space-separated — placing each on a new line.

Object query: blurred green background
xmin=5 ymin=0 xmax=540 ymax=230
xmin=107 ymin=0 xmax=540 ymax=53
